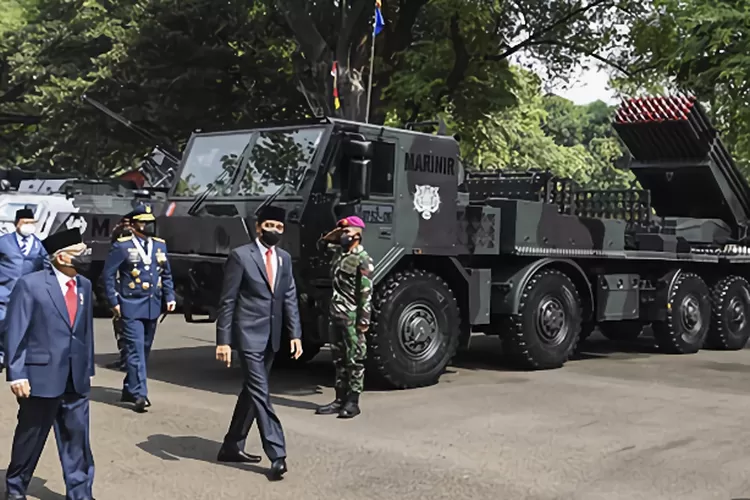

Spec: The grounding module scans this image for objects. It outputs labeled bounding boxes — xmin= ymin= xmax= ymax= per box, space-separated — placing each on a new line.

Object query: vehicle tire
xmin=183 ymin=297 xmax=196 ymax=323
xmin=600 ymin=321 xmax=644 ymax=342
xmin=652 ymin=272 xmax=711 ymax=354
xmin=274 ymin=341 xmax=322 ymax=366
xmin=369 ymin=269 xmax=461 ymax=389
xmin=503 ymin=268 xmax=582 ymax=370
xmin=705 ymin=275 xmax=750 ymax=350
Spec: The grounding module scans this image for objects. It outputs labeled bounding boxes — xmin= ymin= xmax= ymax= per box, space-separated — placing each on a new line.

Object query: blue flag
xmin=374 ymin=0 xmax=385 ymax=36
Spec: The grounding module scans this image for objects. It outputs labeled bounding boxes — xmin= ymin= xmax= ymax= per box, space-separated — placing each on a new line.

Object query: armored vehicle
xmin=0 ymin=95 xmax=179 ymax=308
xmin=160 ymin=95 xmax=750 ymax=389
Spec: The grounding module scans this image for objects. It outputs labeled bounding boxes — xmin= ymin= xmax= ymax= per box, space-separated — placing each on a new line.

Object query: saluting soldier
xmin=315 ymin=216 xmax=374 ymax=419
xmin=102 ymin=204 xmax=176 ymax=413
xmin=105 ymin=215 xmax=132 ymax=371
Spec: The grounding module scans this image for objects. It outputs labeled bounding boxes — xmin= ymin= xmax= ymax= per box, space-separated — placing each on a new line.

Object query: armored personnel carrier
xmin=0 ymin=95 xmax=179 ymax=308
xmin=160 ymin=95 xmax=750 ymax=388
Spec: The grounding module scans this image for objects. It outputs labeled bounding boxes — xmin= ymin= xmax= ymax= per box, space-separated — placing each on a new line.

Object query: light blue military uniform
xmin=102 ymin=205 xmax=175 ymax=400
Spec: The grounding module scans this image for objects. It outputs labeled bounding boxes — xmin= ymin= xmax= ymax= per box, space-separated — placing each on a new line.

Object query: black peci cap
xmin=15 ymin=208 xmax=34 ymax=223
xmin=43 ymin=229 xmax=83 ymax=255
xmin=256 ymin=205 xmax=286 ymax=224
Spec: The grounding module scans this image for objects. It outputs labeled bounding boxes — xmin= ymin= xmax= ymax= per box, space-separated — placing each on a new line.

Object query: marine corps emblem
xmin=413 ymin=185 xmax=441 ymax=220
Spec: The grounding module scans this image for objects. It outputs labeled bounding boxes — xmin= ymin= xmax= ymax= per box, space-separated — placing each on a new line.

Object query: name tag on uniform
xmin=127 ymin=248 xmax=140 ymax=262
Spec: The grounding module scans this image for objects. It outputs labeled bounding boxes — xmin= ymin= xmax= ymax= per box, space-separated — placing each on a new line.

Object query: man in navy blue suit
xmin=3 ymin=228 xmax=95 ymax=500
xmin=0 ymin=208 xmax=49 ymax=373
xmin=102 ymin=204 xmax=176 ymax=413
xmin=215 ymin=204 xmax=303 ymax=481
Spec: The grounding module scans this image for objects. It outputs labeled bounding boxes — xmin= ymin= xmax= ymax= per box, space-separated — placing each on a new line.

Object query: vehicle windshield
xmin=173 ymin=127 xmax=325 ymax=197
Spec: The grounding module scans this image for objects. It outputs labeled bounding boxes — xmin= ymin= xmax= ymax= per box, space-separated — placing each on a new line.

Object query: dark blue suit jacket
xmin=102 ymin=235 xmax=175 ymax=320
xmin=3 ymin=269 xmax=94 ymax=397
xmin=216 ymin=242 xmax=302 ymax=353
xmin=0 ymin=232 xmax=48 ymax=319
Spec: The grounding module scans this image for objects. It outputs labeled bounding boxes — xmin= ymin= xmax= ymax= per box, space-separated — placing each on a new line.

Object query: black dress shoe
xmin=338 ymin=393 xmax=361 ymax=419
xmin=133 ymin=397 xmax=148 ymax=413
xmin=216 ymin=448 xmax=261 ymax=464
xmin=121 ymin=391 xmax=151 ymax=408
xmin=269 ymin=458 xmax=287 ymax=480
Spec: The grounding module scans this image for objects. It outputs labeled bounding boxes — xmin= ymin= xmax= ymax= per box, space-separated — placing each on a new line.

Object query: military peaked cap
xmin=127 ymin=204 xmax=156 ymax=222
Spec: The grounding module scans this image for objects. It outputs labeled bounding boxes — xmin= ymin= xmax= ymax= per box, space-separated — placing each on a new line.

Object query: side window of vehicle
xmin=370 ymin=141 xmax=395 ymax=196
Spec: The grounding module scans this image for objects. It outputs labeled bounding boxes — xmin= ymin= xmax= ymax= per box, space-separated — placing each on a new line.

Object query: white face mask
xmin=18 ymin=224 xmax=35 ymax=237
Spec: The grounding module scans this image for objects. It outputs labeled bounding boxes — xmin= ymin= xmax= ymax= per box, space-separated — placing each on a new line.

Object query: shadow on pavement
xmin=450 ymin=332 xmax=658 ymax=372
xmin=94 ymin=345 xmax=330 ymax=410
xmin=135 ymin=434 xmax=271 ymax=478
xmin=0 ymin=470 xmax=65 ymax=500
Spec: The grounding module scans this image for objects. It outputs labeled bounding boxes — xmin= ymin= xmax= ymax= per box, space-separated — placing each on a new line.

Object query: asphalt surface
xmin=2 ymin=318 xmax=750 ymax=500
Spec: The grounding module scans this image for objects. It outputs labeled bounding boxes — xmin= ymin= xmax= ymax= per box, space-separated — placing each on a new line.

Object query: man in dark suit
xmin=0 ymin=208 xmax=49 ymax=373
xmin=3 ymin=228 xmax=95 ymax=500
xmin=215 ymin=205 xmax=303 ymax=481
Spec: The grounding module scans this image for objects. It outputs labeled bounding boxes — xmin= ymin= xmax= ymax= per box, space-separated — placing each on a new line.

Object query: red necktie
xmin=65 ymin=279 xmax=77 ymax=325
xmin=265 ymin=249 xmax=274 ymax=292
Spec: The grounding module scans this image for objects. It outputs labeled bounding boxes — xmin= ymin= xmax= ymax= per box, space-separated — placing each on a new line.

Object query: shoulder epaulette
xmin=152 ymin=237 xmax=165 ymax=243
xmin=117 ymin=235 xmax=133 ymax=242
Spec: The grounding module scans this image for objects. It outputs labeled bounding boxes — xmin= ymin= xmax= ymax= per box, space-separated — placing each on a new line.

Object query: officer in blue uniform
xmin=102 ymin=204 xmax=176 ymax=413
xmin=0 ymin=208 xmax=49 ymax=373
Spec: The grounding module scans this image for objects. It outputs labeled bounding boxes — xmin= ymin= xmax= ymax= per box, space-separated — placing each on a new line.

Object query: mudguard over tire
xmin=652 ymin=272 xmax=711 ymax=354
xmin=369 ymin=269 xmax=461 ymax=389
xmin=705 ymin=275 xmax=750 ymax=350
xmin=503 ymin=268 xmax=582 ymax=370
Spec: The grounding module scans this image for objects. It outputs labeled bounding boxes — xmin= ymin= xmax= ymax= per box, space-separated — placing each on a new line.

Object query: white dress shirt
xmin=256 ymin=239 xmax=278 ymax=287
xmin=15 ymin=232 xmax=32 ymax=256
xmin=9 ymin=267 xmax=77 ymax=386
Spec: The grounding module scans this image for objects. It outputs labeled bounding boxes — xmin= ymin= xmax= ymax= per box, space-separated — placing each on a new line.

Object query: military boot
xmin=315 ymin=388 xmax=347 ymax=415
xmin=338 ymin=392 xmax=361 ymax=419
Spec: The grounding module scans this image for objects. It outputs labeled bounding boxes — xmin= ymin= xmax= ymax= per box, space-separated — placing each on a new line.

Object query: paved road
xmin=2 ymin=318 xmax=750 ymax=500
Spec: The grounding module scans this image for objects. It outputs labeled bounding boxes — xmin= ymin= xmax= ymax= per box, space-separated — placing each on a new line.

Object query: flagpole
xmin=365 ymin=21 xmax=376 ymax=123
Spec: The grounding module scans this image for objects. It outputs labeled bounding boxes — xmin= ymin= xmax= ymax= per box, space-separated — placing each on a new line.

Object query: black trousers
xmin=223 ymin=346 xmax=286 ymax=461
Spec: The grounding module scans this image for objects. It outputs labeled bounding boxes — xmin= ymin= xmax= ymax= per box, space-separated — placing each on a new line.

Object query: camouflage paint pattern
xmin=329 ymin=243 xmax=374 ymax=394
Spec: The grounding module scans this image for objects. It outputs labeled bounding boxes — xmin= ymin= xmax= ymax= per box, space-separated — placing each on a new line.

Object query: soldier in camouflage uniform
xmin=105 ymin=216 xmax=132 ymax=371
xmin=315 ymin=216 xmax=374 ymax=419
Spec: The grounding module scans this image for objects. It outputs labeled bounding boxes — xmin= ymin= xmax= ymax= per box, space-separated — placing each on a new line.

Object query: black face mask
xmin=260 ymin=230 xmax=282 ymax=247
xmin=340 ymin=234 xmax=360 ymax=249
xmin=63 ymin=252 xmax=92 ymax=273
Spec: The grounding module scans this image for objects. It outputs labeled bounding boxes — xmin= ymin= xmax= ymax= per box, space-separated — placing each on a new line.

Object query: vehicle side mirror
xmin=347 ymin=159 xmax=371 ymax=200
xmin=343 ymin=139 xmax=373 ymax=159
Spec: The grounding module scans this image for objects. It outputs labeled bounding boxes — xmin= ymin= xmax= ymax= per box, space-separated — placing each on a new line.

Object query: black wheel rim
xmin=536 ymin=295 xmax=568 ymax=346
xmin=679 ymin=294 xmax=703 ymax=342
xmin=726 ymin=295 xmax=747 ymax=334
xmin=397 ymin=303 xmax=440 ymax=361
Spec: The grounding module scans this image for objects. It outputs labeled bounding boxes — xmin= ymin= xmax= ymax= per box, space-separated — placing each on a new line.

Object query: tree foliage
xmin=0 ymin=0 xmax=639 ymax=184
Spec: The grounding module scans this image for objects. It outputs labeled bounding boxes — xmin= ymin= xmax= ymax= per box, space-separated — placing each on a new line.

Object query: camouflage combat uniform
xmin=329 ymin=244 xmax=374 ymax=395
xmin=109 ymin=219 xmax=131 ymax=371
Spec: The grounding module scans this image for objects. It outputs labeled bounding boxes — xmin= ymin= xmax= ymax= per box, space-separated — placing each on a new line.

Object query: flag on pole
xmin=374 ymin=0 xmax=385 ymax=36
xmin=331 ymin=61 xmax=341 ymax=110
